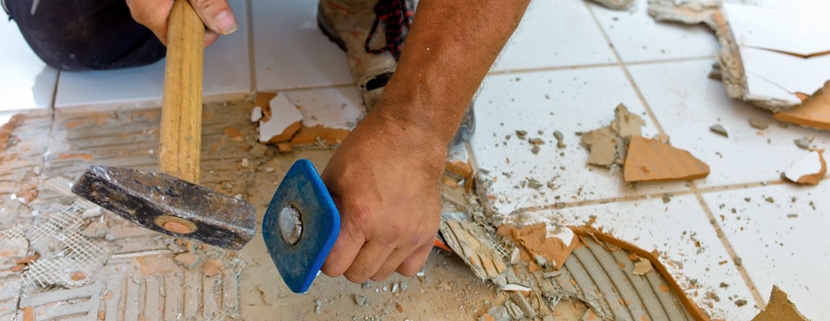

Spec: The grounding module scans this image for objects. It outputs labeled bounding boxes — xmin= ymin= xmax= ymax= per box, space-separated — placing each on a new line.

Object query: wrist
xmin=361 ymin=110 xmax=449 ymax=175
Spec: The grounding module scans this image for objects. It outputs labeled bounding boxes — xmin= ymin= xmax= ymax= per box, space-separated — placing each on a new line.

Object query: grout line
xmin=486 ymin=62 xmax=619 ymax=76
xmin=516 ymin=179 xmax=787 ymax=215
xmin=244 ymin=0 xmax=256 ymax=93
xmin=623 ymin=55 xmax=717 ymax=66
xmin=583 ymin=0 xmax=666 ymax=136
xmin=690 ymin=182 xmax=767 ymax=309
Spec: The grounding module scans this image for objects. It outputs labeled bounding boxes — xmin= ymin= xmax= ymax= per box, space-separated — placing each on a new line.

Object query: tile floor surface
xmin=2 ymin=0 xmax=828 ymax=320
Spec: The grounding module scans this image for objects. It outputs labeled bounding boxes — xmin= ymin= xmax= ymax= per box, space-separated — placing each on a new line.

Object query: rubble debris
xmin=259 ymin=93 xmax=303 ymax=144
xmin=783 ymin=150 xmax=826 ymax=185
xmin=611 ymin=105 xmax=646 ymax=138
xmin=81 ymin=222 xmax=108 ymax=239
xmin=354 ymin=294 xmax=368 ymax=307
xmin=773 ymin=81 xmax=830 ymax=130
xmin=446 ymin=159 xmax=474 ymax=179
xmin=624 ymin=136 xmax=710 ymax=182
xmin=486 ymin=306 xmax=511 ymax=321
xmin=709 ymin=124 xmax=728 ymax=137
xmin=248 ymin=143 xmax=268 ymax=158
xmin=749 ymin=118 xmax=769 ymax=130
xmin=587 ymin=0 xmax=635 ymax=10
xmin=581 ymin=127 xmax=619 ymax=167
xmin=497 ymin=223 xmax=577 ymax=270
xmin=0 ymin=114 xmax=24 ymax=152
xmin=289 ymin=125 xmax=349 ymax=147
xmin=276 ymin=142 xmax=292 ymax=153
xmin=581 ymin=104 xmax=644 ymax=168
xmin=794 ymin=137 xmax=813 ymax=150
xmin=515 ymin=130 xmax=527 ymax=140
xmin=13 ymin=185 xmax=38 ymax=205
xmin=750 ymin=286 xmax=809 ymax=321
xmin=631 ymin=257 xmax=654 ymax=276
xmin=509 ymin=292 xmax=536 ymax=318
xmin=439 ymin=220 xmax=507 ymax=279
xmin=224 ymin=127 xmax=245 ymax=142
xmin=395 ymin=302 xmax=404 ymax=312
xmin=174 ymin=252 xmax=203 ymax=269
xmin=553 ymin=130 xmax=566 ymax=148
xmin=202 ymin=259 xmax=223 ymax=277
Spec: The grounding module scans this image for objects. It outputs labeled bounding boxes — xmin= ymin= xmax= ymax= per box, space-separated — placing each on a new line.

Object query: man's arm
xmin=320 ymin=0 xmax=531 ymax=283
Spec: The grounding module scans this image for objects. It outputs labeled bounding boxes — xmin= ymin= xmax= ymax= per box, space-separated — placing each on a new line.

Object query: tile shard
xmin=773 ymin=81 xmax=830 ymax=130
xmin=623 ymin=136 xmax=710 ymax=182
xmin=497 ymin=223 xmax=578 ymax=271
xmin=581 ymin=104 xmax=644 ymax=168
xmin=783 ymin=150 xmax=826 ymax=186
xmin=587 ymin=0 xmax=635 ymax=10
xmin=258 ymin=93 xmax=302 ymax=144
xmin=750 ymin=286 xmax=809 ymax=321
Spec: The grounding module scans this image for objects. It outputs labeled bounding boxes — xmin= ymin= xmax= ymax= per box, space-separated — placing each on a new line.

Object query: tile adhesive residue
xmin=441 ymin=220 xmax=711 ymax=320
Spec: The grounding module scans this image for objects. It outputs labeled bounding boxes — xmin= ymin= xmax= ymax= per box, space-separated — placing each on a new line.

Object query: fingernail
xmin=214 ymin=10 xmax=238 ymax=35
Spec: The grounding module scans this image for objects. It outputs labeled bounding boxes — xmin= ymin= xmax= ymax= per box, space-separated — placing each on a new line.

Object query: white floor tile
xmin=702 ymin=184 xmax=830 ymax=320
xmin=589 ymin=0 xmax=718 ymax=63
xmin=540 ymin=195 xmax=760 ymax=320
xmin=492 ymin=0 xmax=615 ymax=72
xmin=281 ymin=86 xmax=364 ymax=130
xmin=55 ymin=0 xmax=251 ymax=109
xmin=628 ymin=59 xmax=830 ymax=188
xmin=0 ymin=19 xmax=58 ymax=112
xmin=471 ymin=67 xmax=688 ymax=216
xmin=251 ymin=0 xmax=352 ymax=91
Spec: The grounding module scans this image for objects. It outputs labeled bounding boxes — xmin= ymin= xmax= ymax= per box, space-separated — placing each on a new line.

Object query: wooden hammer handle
xmin=159 ymin=0 xmax=204 ymax=184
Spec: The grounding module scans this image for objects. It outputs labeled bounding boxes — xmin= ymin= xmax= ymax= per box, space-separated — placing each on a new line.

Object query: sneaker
xmin=317 ymin=0 xmax=475 ymax=142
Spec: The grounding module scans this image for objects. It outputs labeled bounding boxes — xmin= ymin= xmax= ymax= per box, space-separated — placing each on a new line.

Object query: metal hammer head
xmin=72 ymin=166 xmax=256 ymax=250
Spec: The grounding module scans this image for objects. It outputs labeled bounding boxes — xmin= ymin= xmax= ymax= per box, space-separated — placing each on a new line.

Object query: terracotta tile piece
xmin=623 ymin=136 xmax=710 ymax=182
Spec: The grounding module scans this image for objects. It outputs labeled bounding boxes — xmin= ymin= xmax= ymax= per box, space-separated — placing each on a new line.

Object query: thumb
xmin=188 ymin=0 xmax=238 ymax=35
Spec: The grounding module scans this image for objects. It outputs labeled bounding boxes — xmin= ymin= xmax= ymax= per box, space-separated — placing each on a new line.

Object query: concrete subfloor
xmin=0 ymin=101 xmax=588 ymax=320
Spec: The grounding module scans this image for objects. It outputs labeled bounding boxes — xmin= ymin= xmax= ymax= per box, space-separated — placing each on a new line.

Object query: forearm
xmin=374 ymin=0 xmax=530 ymax=144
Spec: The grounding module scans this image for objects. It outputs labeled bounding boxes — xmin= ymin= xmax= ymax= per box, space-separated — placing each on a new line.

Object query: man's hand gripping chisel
xmin=71 ymin=0 xmax=256 ymax=250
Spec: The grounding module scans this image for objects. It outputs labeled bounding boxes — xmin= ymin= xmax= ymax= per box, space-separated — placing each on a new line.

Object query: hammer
xmin=72 ymin=0 xmax=255 ymax=250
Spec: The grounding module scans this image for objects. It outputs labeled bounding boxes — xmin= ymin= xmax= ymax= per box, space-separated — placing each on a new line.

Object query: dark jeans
xmin=3 ymin=0 xmax=165 ymax=71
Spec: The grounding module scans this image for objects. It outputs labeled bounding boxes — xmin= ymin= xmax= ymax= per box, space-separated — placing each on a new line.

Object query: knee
xmin=7 ymin=0 xmax=165 ymax=71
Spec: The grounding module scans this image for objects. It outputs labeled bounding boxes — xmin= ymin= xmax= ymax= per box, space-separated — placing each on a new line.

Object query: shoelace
xmin=364 ymin=0 xmax=412 ymax=58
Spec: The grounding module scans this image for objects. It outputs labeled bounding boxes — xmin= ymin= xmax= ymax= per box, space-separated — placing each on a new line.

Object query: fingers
xmin=320 ymin=217 xmax=364 ymax=278
xmin=126 ymin=0 xmax=174 ymax=44
xmin=396 ymin=243 xmax=432 ymax=276
xmin=189 ymin=0 xmax=238 ymax=35
xmin=344 ymin=241 xmax=394 ymax=283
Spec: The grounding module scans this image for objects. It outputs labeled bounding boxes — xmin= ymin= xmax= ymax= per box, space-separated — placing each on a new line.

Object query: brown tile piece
xmin=751 ymin=286 xmax=808 ymax=321
xmin=497 ymin=223 xmax=578 ymax=270
xmin=774 ymin=81 xmax=830 ymax=130
xmin=783 ymin=150 xmax=826 ymax=185
xmin=623 ymin=136 xmax=710 ymax=182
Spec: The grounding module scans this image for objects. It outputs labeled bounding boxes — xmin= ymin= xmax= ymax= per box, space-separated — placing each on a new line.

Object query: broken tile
xmin=580 ymin=126 xmax=619 ymax=167
xmin=610 ymin=104 xmax=645 ymax=138
xmin=773 ymin=81 xmax=830 ymax=130
xmin=497 ymin=223 xmax=577 ymax=270
xmin=553 ymin=195 xmax=760 ymax=320
xmin=259 ymin=93 xmax=302 ymax=144
xmin=783 ymin=150 xmax=826 ymax=185
xmin=751 ymin=286 xmax=809 ymax=321
xmin=710 ymin=124 xmax=729 ymax=137
xmin=722 ymin=3 xmax=830 ymax=106
xmin=623 ymin=136 xmax=710 ymax=183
